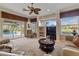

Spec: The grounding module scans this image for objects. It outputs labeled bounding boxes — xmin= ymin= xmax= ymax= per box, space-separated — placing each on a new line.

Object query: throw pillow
xmin=73 ymin=35 xmax=79 ymax=47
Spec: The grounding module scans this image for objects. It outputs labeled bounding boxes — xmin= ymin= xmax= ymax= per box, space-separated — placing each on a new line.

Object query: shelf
xmin=38 ymin=27 xmax=46 ymax=38
xmin=27 ymin=30 xmax=32 ymax=38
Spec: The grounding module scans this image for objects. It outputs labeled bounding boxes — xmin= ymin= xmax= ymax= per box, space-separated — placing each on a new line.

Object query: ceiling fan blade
xmin=28 ymin=6 xmax=35 ymax=10
xmin=29 ymin=11 xmax=33 ymax=15
xmin=35 ymin=8 xmax=41 ymax=11
xmin=34 ymin=10 xmax=39 ymax=14
xmin=23 ymin=8 xmax=29 ymax=11
xmin=27 ymin=6 xmax=31 ymax=9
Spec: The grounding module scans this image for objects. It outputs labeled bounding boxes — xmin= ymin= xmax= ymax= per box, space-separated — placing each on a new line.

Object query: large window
xmin=3 ymin=20 xmax=24 ymax=39
xmin=61 ymin=16 xmax=79 ymax=35
xmin=46 ymin=20 xmax=56 ymax=27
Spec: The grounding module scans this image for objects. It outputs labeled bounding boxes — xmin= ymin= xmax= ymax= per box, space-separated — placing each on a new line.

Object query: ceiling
xmin=0 ymin=3 xmax=79 ymax=18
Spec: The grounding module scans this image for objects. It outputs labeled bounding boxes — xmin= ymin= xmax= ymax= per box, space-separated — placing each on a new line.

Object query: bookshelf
xmin=38 ymin=20 xmax=46 ymax=38
xmin=38 ymin=26 xmax=46 ymax=38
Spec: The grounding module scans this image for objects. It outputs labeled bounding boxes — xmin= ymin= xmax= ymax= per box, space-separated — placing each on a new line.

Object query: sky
xmin=47 ymin=20 xmax=56 ymax=27
xmin=61 ymin=16 xmax=78 ymax=25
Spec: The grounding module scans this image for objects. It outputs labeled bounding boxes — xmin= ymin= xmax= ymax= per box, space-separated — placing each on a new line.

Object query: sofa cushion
xmin=0 ymin=51 xmax=20 ymax=56
xmin=0 ymin=39 xmax=10 ymax=44
xmin=62 ymin=46 xmax=79 ymax=56
xmin=65 ymin=41 xmax=78 ymax=48
xmin=65 ymin=36 xmax=74 ymax=41
xmin=72 ymin=35 xmax=79 ymax=47
xmin=0 ymin=45 xmax=12 ymax=53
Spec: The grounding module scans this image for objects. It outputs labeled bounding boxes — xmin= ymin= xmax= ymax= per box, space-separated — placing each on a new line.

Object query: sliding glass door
xmin=3 ymin=22 xmax=13 ymax=39
xmin=3 ymin=20 xmax=24 ymax=39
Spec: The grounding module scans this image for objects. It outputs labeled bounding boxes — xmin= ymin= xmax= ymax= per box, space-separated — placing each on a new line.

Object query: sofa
xmin=61 ymin=35 xmax=79 ymax=56
xmin=0 ymin=39 xmax=12 ymax=52
xmin=0 ymin=39 xmax=24 ymax=56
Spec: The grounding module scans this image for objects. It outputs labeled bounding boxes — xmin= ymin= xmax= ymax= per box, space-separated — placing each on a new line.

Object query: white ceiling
xmin=0 ymin=3 xmax=79 ymax=18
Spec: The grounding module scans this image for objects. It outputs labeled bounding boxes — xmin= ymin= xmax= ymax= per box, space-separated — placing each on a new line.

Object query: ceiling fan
xmin=23 ymin=3 xmax=41 ymax=15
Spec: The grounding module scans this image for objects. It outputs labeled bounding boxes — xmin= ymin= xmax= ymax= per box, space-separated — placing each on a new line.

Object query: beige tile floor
xmin=8 ymin=37 xmax=63 ymax=56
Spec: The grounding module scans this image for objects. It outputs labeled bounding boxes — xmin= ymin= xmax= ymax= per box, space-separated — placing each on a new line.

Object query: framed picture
xmin=27 ymin=23 xmax=31 ymax=30
xmin=28 ymin=24 xmax=30 ymax=28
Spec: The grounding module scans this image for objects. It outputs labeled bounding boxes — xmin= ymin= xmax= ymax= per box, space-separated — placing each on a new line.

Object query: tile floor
xmin=8 ymin=37 xmax=64 ymax=56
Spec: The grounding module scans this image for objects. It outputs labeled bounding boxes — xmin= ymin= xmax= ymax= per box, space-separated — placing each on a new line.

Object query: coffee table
xmin=39 ymin=38 xmax=55 ymax=54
